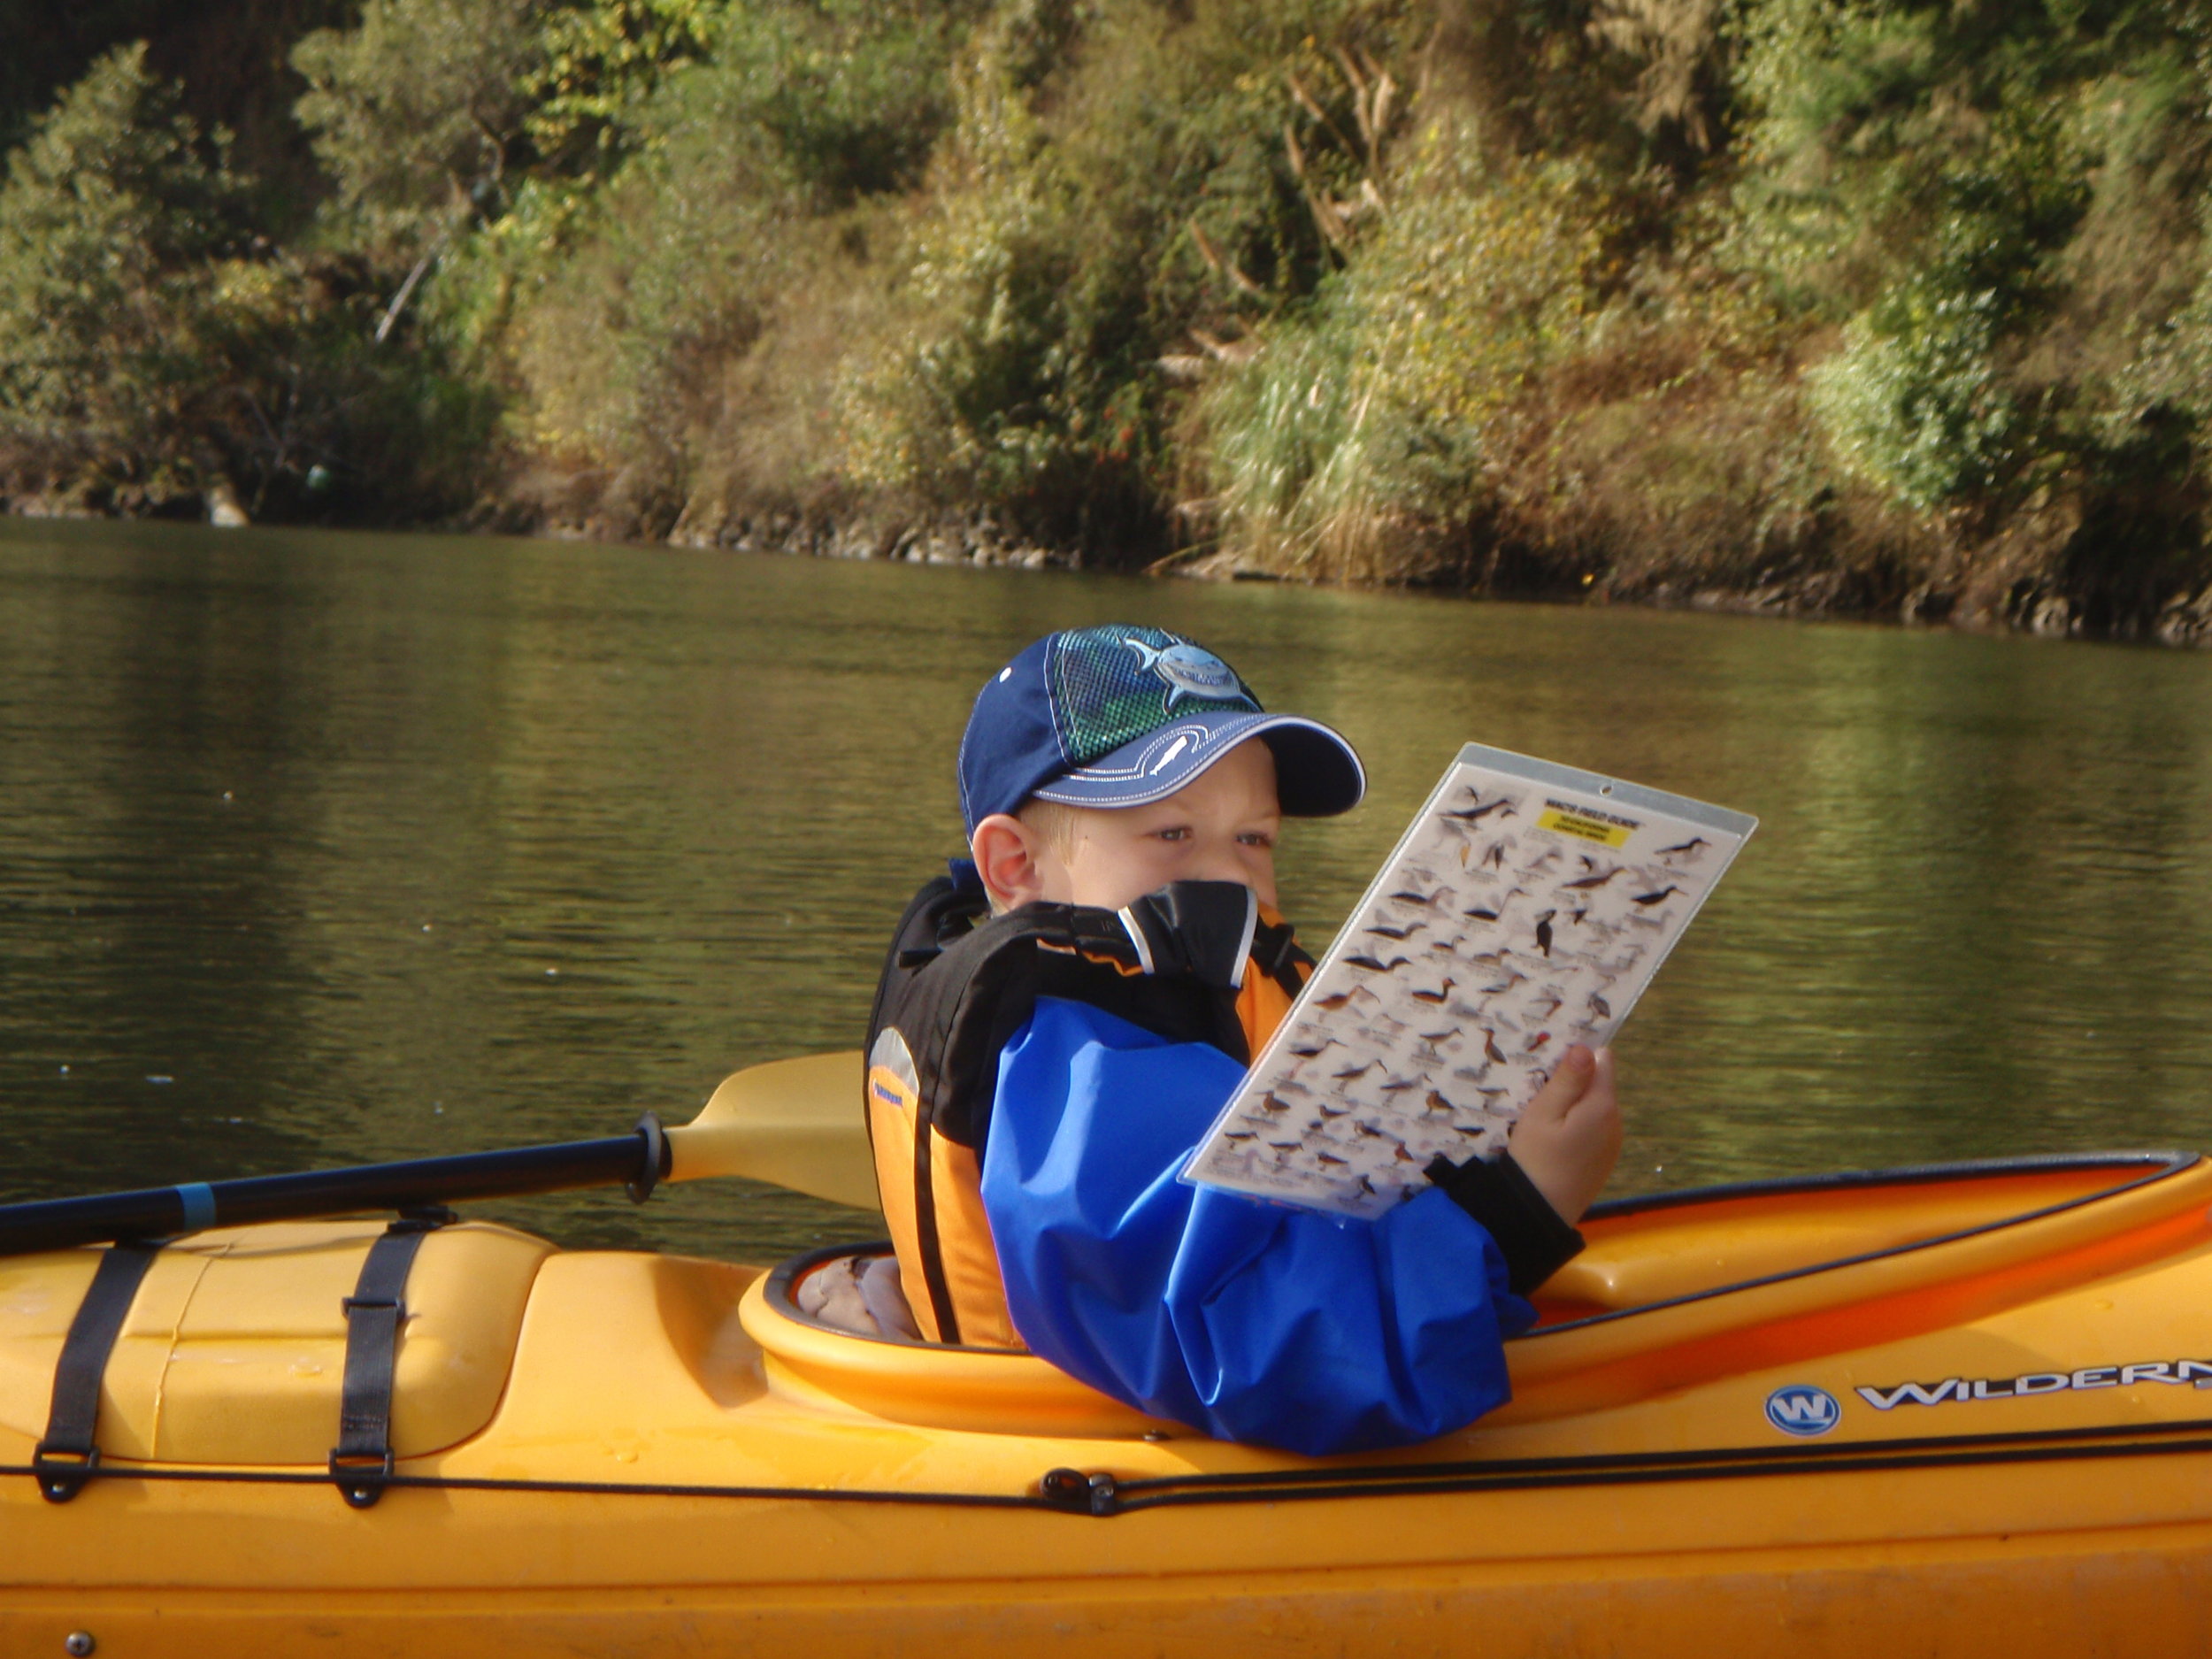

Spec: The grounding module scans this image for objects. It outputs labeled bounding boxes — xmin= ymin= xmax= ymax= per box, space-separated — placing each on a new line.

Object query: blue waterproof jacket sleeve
xmin=979 ymin=996 xmax=1536 ymax=1456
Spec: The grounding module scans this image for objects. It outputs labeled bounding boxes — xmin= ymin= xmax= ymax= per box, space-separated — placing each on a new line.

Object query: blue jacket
xmin=978 ymin=995 xmax=1535 ymax=1456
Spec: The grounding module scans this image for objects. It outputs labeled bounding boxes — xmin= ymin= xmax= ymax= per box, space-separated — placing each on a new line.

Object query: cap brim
xmin=1031 ymin=711 xmax=1364 ymax=818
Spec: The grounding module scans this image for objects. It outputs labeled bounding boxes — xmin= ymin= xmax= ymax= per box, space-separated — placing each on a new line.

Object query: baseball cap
xmin=957 ymin=624 xmax=1365 ymax=834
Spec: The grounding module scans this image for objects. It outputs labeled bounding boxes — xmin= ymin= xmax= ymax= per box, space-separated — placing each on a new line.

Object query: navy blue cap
xmin=957 ymin=625 xmax=1365 ymax=834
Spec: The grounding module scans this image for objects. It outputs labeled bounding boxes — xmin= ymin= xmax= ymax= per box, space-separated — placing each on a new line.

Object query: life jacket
xmin=864 ymin=867 xmax=1313 ymax=1348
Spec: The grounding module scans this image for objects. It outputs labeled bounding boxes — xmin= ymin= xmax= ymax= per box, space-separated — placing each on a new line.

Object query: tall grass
xmin=1200 ymin=124 xmax=1609 ymax=581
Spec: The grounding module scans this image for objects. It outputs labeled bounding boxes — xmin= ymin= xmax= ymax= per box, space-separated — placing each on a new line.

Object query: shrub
xmin=1200 ymin=122 xmax=1612 ymax=578
xmin=473 ymin=0 xmax=987 ymax=535
xmin=1807 ymin=279 xmax=2019 ymax=512
xmin=522 ymin=0 xmax=719 ymax=176
xmin=835 ymin=0 xmax=1421 ymax=556
xmin=22 ymin=0 xmax=2212 ymax=635
xmin=1731 ymin=0 xmax=2165 ymax=518
xmin=0 ymin=42 xmax=495 ymax=519
xmin=292 ymin=0 xmax=543 ymax=270
xmin=0 ymin=42 xmax=257 ymax=505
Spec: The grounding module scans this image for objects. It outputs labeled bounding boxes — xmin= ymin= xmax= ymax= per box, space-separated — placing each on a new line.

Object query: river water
xmin=4 ymin=518 xmax=2211 ymax=1262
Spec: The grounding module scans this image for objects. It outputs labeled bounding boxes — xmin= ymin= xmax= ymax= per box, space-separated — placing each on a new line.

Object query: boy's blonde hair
xmin=984 ymin=799 xmax=1088 ymax=913
xmin=1017 ymin=797 xmax=1084 ymax=861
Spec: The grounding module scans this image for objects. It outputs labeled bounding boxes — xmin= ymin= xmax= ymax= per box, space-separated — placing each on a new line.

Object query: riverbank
xmin=22 ymin=477 xmax=2212 ymax=650
xmin=719 ymin=511 xmax=2212 ymax=650
xmin=431 ymin=471 xmax=2212 ymax=653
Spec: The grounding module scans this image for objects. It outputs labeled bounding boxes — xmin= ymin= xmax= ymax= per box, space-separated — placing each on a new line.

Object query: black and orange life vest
xmin=864 ymin=871 xmax=1313 ymax=1348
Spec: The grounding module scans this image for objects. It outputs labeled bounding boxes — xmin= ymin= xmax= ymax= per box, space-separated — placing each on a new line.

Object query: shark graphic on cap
xmin=1122 ymin=637 xmax=1243 ymax=711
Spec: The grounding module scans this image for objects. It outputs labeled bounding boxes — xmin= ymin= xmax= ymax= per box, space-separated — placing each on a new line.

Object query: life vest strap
xmin=869 ymin=874 xmax=1314 ymax=1350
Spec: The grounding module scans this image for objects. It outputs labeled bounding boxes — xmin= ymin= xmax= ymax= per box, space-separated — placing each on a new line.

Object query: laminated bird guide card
xmin=1185 ymin=744 xmax=1755 ymax=1220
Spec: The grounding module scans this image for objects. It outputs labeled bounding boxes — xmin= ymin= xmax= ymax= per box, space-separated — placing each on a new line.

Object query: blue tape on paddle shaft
xmin=174 ymin=1182 xmax=216 ymax=1232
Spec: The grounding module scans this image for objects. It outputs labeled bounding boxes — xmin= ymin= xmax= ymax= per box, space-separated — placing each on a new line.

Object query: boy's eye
xmin=1238 ymin=832 xmax=1275 ymax=849
xmin=1154 ymin=826 xmax=1191 ymax=842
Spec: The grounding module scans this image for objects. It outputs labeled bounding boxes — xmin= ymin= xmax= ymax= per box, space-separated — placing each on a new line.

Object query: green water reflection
xmin=3 ymin=518 xmax=2209 ymax=1261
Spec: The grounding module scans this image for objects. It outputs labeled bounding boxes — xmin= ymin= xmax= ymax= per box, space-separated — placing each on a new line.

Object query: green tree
xmin=292 ymin=0 xmax=544 ymax=270
xmin=0 ymin=43 xmax=250 ymax=503
xmin=473 ymin=0 xmax=988 ymax=532
xmin=837 ymin=0 xmax=1424 ymax=553
xmin=523 ymin=0 xmax=719 ymax=173
xmin=1732 ymin=0 xmax=2199 ymax=514
xmin=1201 ymin=126 xmax=1612 ymax=577
xmin=0 ymin=42 xmax=495 ymax=520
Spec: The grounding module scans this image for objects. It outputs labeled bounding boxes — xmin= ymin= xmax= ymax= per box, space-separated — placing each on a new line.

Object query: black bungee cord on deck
xmin=11 ymin=1412 xmax=2212 ymax=1517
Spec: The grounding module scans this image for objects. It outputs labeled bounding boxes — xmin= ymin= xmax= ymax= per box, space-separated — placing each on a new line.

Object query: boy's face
xmin=975 ymin=737 xmax=1284 ymax=914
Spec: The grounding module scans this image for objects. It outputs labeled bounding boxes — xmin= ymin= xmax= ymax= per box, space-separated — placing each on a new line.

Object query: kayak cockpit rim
xmin=761 ymin=1151 xmax=2202 ymax=1348
xmin=1532 ymin=1148 xmax=2199 ymax=1337
xmin=764 ymin=1243 xmax=935 ymax=1348
xmin=1580 ymin=1148 xmax=2192 ymax=1219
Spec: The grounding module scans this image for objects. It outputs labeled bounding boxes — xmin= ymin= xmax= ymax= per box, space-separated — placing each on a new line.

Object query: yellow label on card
xmin=1538 ymin=804 xmax=1632 ymax=847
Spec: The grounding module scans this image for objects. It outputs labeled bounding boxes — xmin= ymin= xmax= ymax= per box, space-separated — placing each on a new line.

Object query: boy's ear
xmin=971 ymin=813 xmax=1054 ymax=911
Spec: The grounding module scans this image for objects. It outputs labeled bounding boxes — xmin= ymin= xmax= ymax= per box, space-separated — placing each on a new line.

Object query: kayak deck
xmin=6 ymin=1152 xmax=2212 ymax=1656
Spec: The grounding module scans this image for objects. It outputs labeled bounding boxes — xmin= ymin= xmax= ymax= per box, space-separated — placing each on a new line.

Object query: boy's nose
xmin=1181 ymin=841 xmax=1272 ymax=905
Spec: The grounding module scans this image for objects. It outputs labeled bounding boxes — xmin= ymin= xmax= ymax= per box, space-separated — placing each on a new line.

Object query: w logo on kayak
xmin=1764 ymin=1384 xmax=1841 ymax=1437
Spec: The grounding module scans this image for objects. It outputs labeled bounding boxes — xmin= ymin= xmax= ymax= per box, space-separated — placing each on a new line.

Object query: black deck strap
xmin=34 ymin=1239 xmax=162 ymax=1502
xmin=329 ymin=1210 xmax=449 ymax=1509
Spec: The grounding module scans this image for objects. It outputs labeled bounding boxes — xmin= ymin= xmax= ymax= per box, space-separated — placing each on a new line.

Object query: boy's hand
xmin=1506 ymin=1044 xmax=1620 ymax=1225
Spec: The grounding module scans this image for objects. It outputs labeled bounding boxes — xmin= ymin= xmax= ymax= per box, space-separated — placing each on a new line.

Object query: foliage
xmin=1805 ymin=274 xmax=2024 ymax=514
xmin=292 ymin=0 xmax=544 ymax=266
xmin=705 ymin=0 xmax=979 ymax=207
xmin=0 ymin=0 xmax=355 ymax=226
xmin=1732 ymin=0 xmax=2189 ymax=521
xmin=834 ymin=0 xmax=1430 ymax=551
xmin=471 ymin=0 xmax=988 ymax=537
xmin=832 ymin=46 xmax=1075 ymax=513
xmin=1202 ymin=125 xmax=1611 ymax=574
xmin=23 ymin=0 xmax=2212 ymax=634
xmin=0 ymin=43 xmax=495 ymax=519
xmin=522 ymin=0 xmax=719 ymax=173
xmin=0 ymin=42 xmax=252 ymax=499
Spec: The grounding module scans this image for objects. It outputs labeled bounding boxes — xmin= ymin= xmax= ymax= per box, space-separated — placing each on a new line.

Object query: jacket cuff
xmin=1425 ymin=1151 xmax=1586 ymax=1296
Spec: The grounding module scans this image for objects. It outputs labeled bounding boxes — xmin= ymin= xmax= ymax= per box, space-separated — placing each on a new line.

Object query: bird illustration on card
xmin=1185 ymin=744 xmax=1756 ymax=1220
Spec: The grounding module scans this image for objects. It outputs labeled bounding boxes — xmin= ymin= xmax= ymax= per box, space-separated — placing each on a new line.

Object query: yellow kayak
xmin=6 ymin=1054 xmax=2212 ymax=1655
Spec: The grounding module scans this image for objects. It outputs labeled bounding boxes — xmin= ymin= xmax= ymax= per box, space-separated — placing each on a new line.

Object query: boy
xmin=865 ymin=625 xmax=1619 ymax=1455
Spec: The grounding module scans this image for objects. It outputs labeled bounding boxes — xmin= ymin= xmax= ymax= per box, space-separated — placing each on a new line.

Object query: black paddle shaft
xmin=0 ymin=1115 xmax=668 ymax=1257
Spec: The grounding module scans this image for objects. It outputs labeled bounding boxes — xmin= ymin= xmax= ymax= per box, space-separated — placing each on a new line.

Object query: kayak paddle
xmin=0 ymin=1049 xmax=875 ymax=1257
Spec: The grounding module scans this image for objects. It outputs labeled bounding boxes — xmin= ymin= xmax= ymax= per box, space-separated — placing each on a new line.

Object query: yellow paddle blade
xmin=663 ymin=1050 xmax=881 ymax=1212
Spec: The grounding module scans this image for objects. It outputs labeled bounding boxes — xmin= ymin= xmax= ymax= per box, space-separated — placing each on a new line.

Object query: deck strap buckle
xmin=1039 ymin=1467 xmax=1121 ymax=1517
xmin=329 ymin=1210 xmax=450 ymax=1509
xmin=34 ymin=1239 xmax=163 ymax=1503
